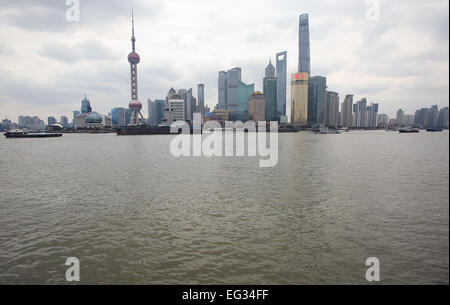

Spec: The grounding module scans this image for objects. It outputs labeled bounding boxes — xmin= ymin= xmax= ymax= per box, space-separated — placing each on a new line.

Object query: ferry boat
xmin=426 ymin=128 xmax=443 ymax=132
xmin=4 ymin=129 xmax=62 ymax=138
xmin=398 ymin=128 xmax=420 ymax=133
xmin=116 ymin=125 xmax=179 ymax=135
xmin=314 ymin=126 xmax=340 ymax=134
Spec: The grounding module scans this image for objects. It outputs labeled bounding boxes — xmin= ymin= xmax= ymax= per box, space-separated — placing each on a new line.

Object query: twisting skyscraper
xmin=127 ymin=11 xmax=143 ymax=125
xmin=298 ymin=14 xmax=310 ymax=74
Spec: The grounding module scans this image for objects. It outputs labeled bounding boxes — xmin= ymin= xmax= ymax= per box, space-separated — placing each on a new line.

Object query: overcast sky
xmin=0 ymin=0 xmax=448 ymax=121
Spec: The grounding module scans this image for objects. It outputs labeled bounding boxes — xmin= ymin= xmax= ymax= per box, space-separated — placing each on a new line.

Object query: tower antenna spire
xmin=131 ymin=8 xmax=136 ymax=52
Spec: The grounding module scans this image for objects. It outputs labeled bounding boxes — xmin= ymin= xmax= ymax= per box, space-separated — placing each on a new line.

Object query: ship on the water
xmin=116 ymin=125 xmax=180 ymax=135
xmin=399 ymin=128 xmax=420 ymax=133
xmin=116 ymin=123 xmax=299 ymax=135
xmin=4 ymin=129 xmax=62 ymax=138
xmin=426 ymin=128 xmax=443 ymax=132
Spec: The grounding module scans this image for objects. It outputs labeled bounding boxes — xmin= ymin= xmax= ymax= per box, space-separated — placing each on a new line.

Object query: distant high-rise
xmin=111 ymin=107 xmax=126 ymax=126
xmin=73 ymin=111 xmax=80 ymax=125
xmin=125 ymin=108 xmax=131 ymax=125
xmin=248 ymin=92 xmax=266 ymax=123
xmin=164 ymin=97 xmax=185 ymax=125
xmin=325 ymin=91 xmax=339 ymax=127
xmin=308 ymin=76 xmax=327 ymax=126
xmin=226 ymin=67 xmax=241 ymax=111
xmin=377 ymin=114 xmax=389 ymax=127
xmin=276 ymin=51 xmax=287 ymax=117
xmin=48 ymin=116 xmax=57 ymax=126
xmin=198 ymin=84 xmax=205 ymax=116
xmin=428 ymin=105 xmax=439 ymax=128
xmin=298 ymin=14 xmax=311 ymax=74
xmin=147 ymin=99 xmax=156 ymax=126
xmin=218 ymin=71 xmax=228 ymax=110
xmin=238 ymin=82 xmax=254 ymax=112
xmin=354 ymin=98 xmax=368 ymax=127
xmin=264 ymin=60 xmax=277 ymax=121
xmin=291 ymin=72 xmax=309 ymax=126
xmin=154 ymin=100 xmax=166 ymax=125
xmin=396 ymin=108 xmax=405 ymax=125
xmin=438 ymin=107 xmax=449 ymax=129
xmin=81 ymin=95 xmax=92 ymax=114
xmin=60 ymin=116 xmax=69 ymax=128
xmin=179 ymin=88 xmax=195 ymax=122
xmin=367 ymin=103 xmax=379 ymax=128
xmin=342 ymin=95 xmax=354 ymax=127
xmin=218 ymin=67 xmax=253 ymax=112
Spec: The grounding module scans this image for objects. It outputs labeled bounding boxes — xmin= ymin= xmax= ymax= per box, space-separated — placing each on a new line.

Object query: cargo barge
xmin=116 ymin=125 xmax=181 ymax=135
xmin=4 ymin=129 xmax=62 ymax=138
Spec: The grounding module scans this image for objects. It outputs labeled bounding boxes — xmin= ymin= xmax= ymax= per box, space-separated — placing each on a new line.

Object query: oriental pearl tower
xmin=127 ymin=10 xmax=143 ymax=125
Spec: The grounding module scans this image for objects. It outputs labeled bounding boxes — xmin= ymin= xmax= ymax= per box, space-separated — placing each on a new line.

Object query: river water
xmin=0 ymin=130 xmax=448 ymax=284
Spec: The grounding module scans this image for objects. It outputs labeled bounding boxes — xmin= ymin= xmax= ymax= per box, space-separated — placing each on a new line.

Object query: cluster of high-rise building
xmin=215 ymin=53 xmax=288 ymax=124
xmin=392 ymin=106 xmax=449 ymax=129
xmin=208 ymin=13 xmax=384 ymax=129
xmin=72 ymin=95 xmax=112 ymax=129
xmin=3 ymin=114 xmax=69 ymax=132
xmin=413 ymin=105 xmax=449 ymax=129
xmin=291 ymin=14 xmax=383 ymax=129
xmin=17 ymin=116 xmax=45 ymax=132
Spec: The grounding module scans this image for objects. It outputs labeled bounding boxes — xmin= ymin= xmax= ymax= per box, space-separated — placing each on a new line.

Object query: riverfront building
xmin=308 ymin=76 xmax=327 ymax=126
xmin=111 ymin=107 xmax=126 ymax=127
xmin=276 ymin=51 xmax=287 ymax=118
xmin=341 ymin=95 xmax=353 ymax=127
xmin=248 ymin=92 xmax=266 ymax=123
xmin=218 ymin=67 xmax=254 ymax=112
xmin=290 ymin=72 xmax=309 ymax=126
xmin=60 ymin=116 xmax=69 ymax=128
xmin=325 ymin=91 xmax=339 ymax=127
xmin=154 ymin=100 xmax=166 ymax=125
xmin=197 ymin=84 xmax=205 ymax=116
xmin=147 ymin=99 xmax=156 ymax=126
xmin=48 ymin=116 xmax=57 ymax=126
xmin=164 ymin=91 xmax=185 ymax=125
xmin=263 ymin=60 xmax=277 ymax=121
xmin=238 ymin=82 xmax=254 ymax=113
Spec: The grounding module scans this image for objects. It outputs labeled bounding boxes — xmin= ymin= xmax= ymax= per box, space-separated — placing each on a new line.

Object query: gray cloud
xmin=39 ymin=40 xmax=122 ymax=63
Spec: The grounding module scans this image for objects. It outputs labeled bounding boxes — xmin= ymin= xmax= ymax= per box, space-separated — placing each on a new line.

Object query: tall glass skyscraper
xmin=291 ymin=72 xmax=309 ymax=126
xmin=81 ymin=95 xmax=92 ymax=114
xmin=308 ymin=76 xmax=327 ymax=126
xmin=276 ymin=51 xmax=287 ymax=117
xmin=264 ymin=60 xmax=277 ymax=121
xmin=111 ymin=107 xmax=126 ymax=126
xmin=218 ymin=67 xmax=254 ymax=112
xmin=226 ymin=67 xmax=241 ymax=111
xmin=147 ymin=99 xmax=156 ymax=126
xmin=298 ymin=14 xmax=310 ymax=74
xmin=238 ymin=82 xmax=254 ymax=113
xmin=218 ymin=71 xmax=227 ymax=110
xmin=198 ymin=84 xmax=205 ymax=115
xmin=155 ymin=100 xmax=166 ymax=125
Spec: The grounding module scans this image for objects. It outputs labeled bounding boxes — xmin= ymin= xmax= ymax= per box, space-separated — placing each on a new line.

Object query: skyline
xmin=0 ymin=0 xmax=448 ymax=121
